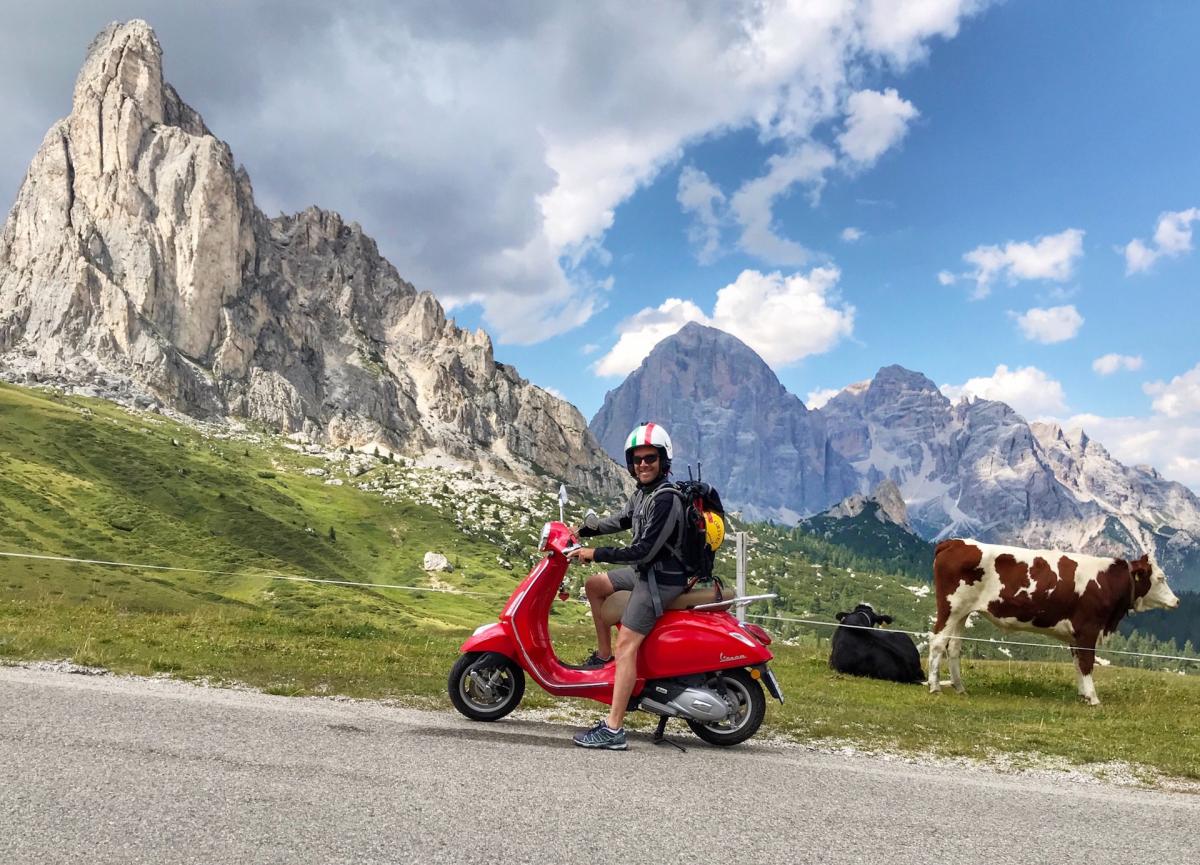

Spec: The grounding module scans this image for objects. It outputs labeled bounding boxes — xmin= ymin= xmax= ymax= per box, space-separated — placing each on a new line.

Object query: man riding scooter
xmin=568 ymin=422 xmax=687 ymax=750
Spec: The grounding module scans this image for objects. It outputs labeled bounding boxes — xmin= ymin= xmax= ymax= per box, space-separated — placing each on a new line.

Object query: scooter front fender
xmin=459 ymin=622 xmax=517 ymax=660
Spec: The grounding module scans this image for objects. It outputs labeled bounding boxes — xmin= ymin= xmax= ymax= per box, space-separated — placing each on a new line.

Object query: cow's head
xmin=1131 ymin=555 xmax=1180 ymax=612
xmin=836 ymin=602 xmax=893 ymax=627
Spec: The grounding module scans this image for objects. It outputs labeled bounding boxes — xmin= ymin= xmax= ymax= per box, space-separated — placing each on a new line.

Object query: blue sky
xmin=478 ymin=2 xmax=1200 ymax=487
xmin=1 ymin=1 xmax=1198 ymax=487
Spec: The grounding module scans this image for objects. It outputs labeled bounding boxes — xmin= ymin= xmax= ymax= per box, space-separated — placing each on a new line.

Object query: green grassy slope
xmin=0 ymin=382 xmax=592 ymax=631
xmin=2 ymin=381 xmax=1198 ymax=778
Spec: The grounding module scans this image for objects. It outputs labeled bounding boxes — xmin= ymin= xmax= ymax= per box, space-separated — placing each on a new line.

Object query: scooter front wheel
xmin=687 ymin=668 xmax=766 ymax=746
xmin=449 ymin=652 xmax=526 ymax=721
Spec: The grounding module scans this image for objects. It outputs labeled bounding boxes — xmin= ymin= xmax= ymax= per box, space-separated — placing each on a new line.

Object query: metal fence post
xmin=735 ymin=531 xmax=747 ymax=623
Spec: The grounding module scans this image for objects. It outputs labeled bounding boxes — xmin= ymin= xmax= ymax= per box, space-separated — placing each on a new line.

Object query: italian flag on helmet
xmin=625 ymin=422 xmax=673 ymax=462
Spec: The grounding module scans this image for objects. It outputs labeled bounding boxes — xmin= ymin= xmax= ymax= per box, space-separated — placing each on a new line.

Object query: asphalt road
xmin=1 ymin=665 xmax=1194 ymax=865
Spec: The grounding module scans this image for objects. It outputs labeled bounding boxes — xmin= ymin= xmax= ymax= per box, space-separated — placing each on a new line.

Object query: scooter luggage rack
xmin=689 ymin=593 xmax=776 ymax=611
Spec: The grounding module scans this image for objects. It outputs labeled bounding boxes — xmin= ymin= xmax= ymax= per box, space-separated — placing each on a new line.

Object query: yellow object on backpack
xmin=703 ymin=510 xmax=725 ymax=552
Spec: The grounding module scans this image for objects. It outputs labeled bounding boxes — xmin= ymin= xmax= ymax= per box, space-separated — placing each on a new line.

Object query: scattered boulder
xmin=423 ymin=552 xmax=453 ymax=572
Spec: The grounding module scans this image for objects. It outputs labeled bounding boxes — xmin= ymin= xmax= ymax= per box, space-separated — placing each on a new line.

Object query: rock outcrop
xmin=589 ymin=322 xmax=859 ymax=521
xmin=0 ymin=21 xmax=628 ymax=499
xmin=819 ymin=479 xmax=913 ymax=531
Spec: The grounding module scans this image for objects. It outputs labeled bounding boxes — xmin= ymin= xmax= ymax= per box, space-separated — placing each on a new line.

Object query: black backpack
xmin=646 ymin=479 xmax=726 ymax=584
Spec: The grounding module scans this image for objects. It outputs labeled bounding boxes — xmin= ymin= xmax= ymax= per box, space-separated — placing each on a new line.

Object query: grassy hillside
xmin=2 ymin=381 xmax=1198 ymax=779
xmin=0 ymin=381 xmax=598 ymax=632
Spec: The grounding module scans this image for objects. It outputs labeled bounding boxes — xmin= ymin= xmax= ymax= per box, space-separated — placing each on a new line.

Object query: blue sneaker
xmin=573 ymin=720 xmax=628 ymax=750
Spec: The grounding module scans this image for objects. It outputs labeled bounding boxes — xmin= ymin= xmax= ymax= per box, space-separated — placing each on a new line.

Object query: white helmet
xmin=624 ymin=422 xmax=672 ymax=476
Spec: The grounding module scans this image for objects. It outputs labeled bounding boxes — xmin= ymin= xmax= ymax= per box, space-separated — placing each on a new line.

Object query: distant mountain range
xmin=591 ymin=323 xmax=1200 ymax=591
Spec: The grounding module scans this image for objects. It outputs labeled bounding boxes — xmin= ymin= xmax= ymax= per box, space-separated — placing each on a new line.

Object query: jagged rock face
xmin=1032 ymin=421 xmax=1200 ymax=589
xmin=820 ymin=367 xmax=1107 ymax=543
xmin=589 ymin=322 xmax=859 ymax=520
xmin=0 ymin=21 xmax=628 ymax=500
xmin=819 ymin=479 xmax=913 ymax=530
xmin=820 ymin=367 xmax=1200 ymax=590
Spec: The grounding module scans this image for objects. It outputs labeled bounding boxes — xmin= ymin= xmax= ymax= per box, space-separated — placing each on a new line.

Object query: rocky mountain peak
xmin=590 ymin=324 xmax=858 ymax=521
xmin=0 ymin=20 xmax=628 ymax=500
xmin=75 ymin=21 xmax=163 ymax=121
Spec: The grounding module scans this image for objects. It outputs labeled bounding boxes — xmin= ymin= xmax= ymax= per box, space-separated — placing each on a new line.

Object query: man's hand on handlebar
xmin=566 ymin=546 xmax=595 ymax=564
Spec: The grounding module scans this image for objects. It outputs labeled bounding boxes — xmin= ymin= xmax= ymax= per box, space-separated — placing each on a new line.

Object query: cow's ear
xmin=835 ymin=611 xmax=847 ymax=621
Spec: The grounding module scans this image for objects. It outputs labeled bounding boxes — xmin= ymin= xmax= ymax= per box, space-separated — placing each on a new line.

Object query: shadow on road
xmin=408 ymin=723 xmax=576 ymax=750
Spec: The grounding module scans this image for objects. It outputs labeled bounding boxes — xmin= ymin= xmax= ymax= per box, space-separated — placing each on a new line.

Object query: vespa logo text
xmin=719 ymin=653 xmax=748 ymax=662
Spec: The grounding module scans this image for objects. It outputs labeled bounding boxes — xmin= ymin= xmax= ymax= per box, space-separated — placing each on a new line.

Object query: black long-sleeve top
xmin=578 ymin=477 xmax=687 ymax=585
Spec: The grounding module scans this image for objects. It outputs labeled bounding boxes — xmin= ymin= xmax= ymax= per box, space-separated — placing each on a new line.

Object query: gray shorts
xmin=608 ymin=567 xmax=687 ymax=635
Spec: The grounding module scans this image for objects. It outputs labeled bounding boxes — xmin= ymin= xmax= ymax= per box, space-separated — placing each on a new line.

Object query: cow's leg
xmin=1073 ymin=637 xmax=1101 ymax=706
xmin=928 ymin=629 xmax=949 ymax=693
xmin=947 ymin=626 xmax=967 ymax=694
xmin=928 ymin=591 xmax=954 ymax=693
xmin=1073 ymin=652 xmax=1087 ymax=697
xmin=927 ymin=631 xmax=945 ymax=693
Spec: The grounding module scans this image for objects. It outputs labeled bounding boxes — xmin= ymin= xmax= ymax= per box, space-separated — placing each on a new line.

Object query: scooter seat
xmin=599 ymin=586 xmax=735 ymax=627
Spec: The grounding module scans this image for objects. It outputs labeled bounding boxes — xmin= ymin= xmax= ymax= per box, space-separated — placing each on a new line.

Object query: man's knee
xmin=613 ymin=627 xmax=646 ymax=661
xmin=585 ymin=573 xmax=614 ymax=600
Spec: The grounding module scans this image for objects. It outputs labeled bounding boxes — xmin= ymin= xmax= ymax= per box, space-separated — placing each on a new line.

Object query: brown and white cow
xmin=929 ymin=539 xmax=1179 ymax=704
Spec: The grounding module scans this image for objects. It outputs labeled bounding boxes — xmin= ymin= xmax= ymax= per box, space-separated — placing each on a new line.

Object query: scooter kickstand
xmin=652 ymin=716 xmax=686 ymax=753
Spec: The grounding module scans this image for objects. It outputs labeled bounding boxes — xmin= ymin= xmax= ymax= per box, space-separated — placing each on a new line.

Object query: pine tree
xmin=329 ymin=526 xmax=337 ymax=542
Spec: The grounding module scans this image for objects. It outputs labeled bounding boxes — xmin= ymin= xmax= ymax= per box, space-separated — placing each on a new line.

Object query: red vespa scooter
xmin=449 ymin=518 xmax=784 ymax=746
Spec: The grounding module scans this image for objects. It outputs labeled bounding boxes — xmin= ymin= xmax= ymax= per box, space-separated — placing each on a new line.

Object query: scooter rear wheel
xmin=449 ymin=652 xmax=526 ymax=721
xmin=686 ymin=668 xmax=766 ymax=746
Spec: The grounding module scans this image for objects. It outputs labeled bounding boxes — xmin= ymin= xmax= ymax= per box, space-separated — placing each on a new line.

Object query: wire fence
xmin=3 ymin=548 xmax=1197 ymax=666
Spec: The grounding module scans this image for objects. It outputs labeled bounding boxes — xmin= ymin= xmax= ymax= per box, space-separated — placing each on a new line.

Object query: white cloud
xmin=841 ymin=226 xmax=864 ymax=242
xmin=593 ymin=298 xmax=709 ymax=377
xmin=712 ymin=267 xmax=855 ymax=366
xmin=1123 ymin=208 xmax=1200 ymax=274
xmin=0 ymin=3 xmax=987 ymax=344
xmin=1144 ymin=363 xmax=1200 ymax=418
xmin=806 ymin=387 xmax=841 ymax=409
xmin=951 ymin=228 xmax=1085 ymax=299
xmin=729 ymin=144 xmax=836 ymax=264
xmin=937 ymin=270 xmax=957 ymax=286
xmin=677 ymin=166 xmax=727 ymax=263
xmin=836 ymin=88 xmax=920 ymax=166
xmin=579 ymin=343 xmax=600 ymax=356
xmin=941 ymin=364 xmax=1068 ymax=418
xmin=859 ymin=0 xmax=981 ymax=65
xmin=1092 ymin=353 xmax=1144 ymax=375
xmin=1012 ymin=305 xmax=1084 ymax=344
xmin=594 ymin=267 xmax=855 ymax=376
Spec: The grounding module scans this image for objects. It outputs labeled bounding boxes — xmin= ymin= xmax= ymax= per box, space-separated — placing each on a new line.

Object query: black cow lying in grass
xmin=829 ymin=603 xmax=924 ymax=684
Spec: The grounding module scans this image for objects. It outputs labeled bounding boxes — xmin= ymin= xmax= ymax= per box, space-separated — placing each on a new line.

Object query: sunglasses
xmin=630 ymin=453 xmax=659 ymax=466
